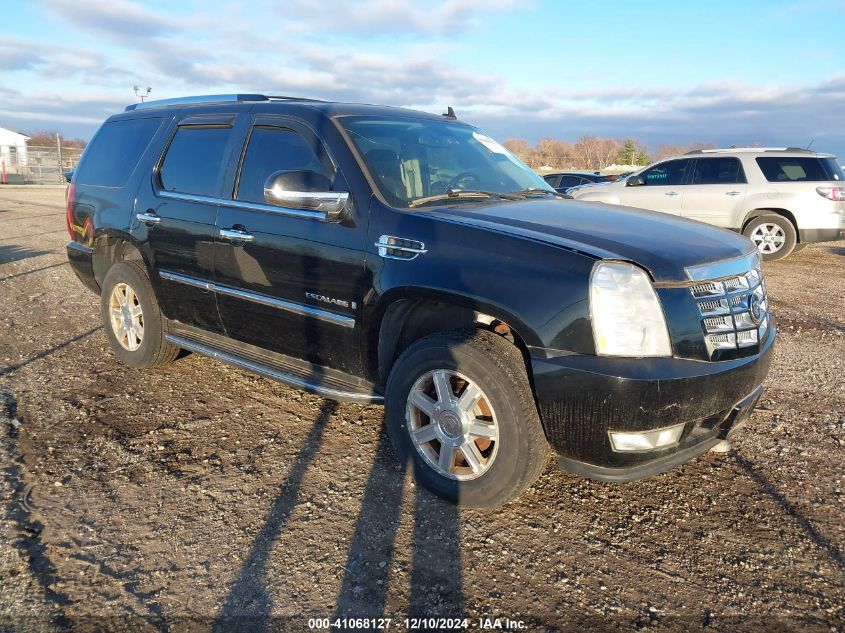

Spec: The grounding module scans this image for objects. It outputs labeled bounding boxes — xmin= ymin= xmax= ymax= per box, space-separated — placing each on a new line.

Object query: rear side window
xmin=160 ymin=127 xmax=231 ymax=195
xmin=75 ymin=118 xmax=160 ymax=187
xmin=641 ymin=159 xmax=690 ymax=186
xmin=236 ymin=126 xmax=329 ymax=203
xmin=690 ymin=157 xmax=746 ymax=185
xmin=755 ymin=156 xmax=842 ymax=182
xmin=558 ymin=175 xmax=584 ymax=188
xmin=821 ymin=158 xmax=844 ymax=181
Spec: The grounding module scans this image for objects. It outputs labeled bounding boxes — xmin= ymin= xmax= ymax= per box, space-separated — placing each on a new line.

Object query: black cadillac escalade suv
xmin=66 ymin=94 xmax=774 ymax=507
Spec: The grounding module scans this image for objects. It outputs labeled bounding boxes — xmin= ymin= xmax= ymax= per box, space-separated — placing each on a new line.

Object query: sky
xmin=1 ymin=0 xmax=844 ymax=157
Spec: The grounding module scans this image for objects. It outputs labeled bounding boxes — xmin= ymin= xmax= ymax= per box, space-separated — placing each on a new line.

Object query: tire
xmin=743 ymin=214 xmax=797 ymax=261
xmin=385 ymin=328 xmax=549 ymax=508
xmin=792 ymin=243 xmax=808 ymax=253
xmin=100 ymin=261 xmax=180 ymax=369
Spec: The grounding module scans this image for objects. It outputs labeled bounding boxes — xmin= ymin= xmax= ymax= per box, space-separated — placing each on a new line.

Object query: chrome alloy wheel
xmin=750 ymin=223 xmax=786 ymax=254
xmin=109 ymin=282 xmax=144 ymax=351
xmin=405 ymin=369 xmax=499 ymax=481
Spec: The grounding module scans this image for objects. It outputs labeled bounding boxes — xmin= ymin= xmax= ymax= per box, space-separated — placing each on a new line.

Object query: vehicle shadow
xmin=0 ymin=261 xmax=68 ymax=282
xmin=0 ymin=325 xmax=102 ymax=377
xmin=213 ymin=400 xmax=338 ymax=632
xmin=332 ymin=431 xmax=465 ymax=630
xmin=213 ymin=404 xmax=465 ymax=631
xmin=733 ymin=451 xmax=844 ymax=572
xmin=0 ymin=244 xmax=52 ymax=265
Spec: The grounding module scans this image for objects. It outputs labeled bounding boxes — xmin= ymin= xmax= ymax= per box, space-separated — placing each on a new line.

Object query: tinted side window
xmin=160 ymin=127 xmax=231 ymax=195
xmin=641 ymin=159 xmax=690 ymax=186
xmin=236 ymin=127 xmax=328 ymax=203
xmin=558 ymin=175 xmax=583 ymax=188
xmin=820 ymin=158 xmax=843 ymax=181
xmin=691 ymin=157 xmax=746 ymax=185
xmin=755 ymin=157 xmax=835 ymax=182
xmin=543 ymin=174 xmax=561 ymax=187
xmin=75 ymin=118 xmax=161 ymax=187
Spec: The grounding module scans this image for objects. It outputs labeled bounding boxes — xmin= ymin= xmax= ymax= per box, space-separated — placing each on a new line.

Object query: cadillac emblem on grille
xmin=749 ymin=292 xmax=763 ymax=325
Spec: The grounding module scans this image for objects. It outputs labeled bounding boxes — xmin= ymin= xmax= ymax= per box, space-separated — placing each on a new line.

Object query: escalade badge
xmin=305 ymin=292 xmax=356 ymax=310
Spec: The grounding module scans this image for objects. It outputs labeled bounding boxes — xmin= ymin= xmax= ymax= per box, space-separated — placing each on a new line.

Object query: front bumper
xmin=530 ymin=324 xmax=775 ymax=481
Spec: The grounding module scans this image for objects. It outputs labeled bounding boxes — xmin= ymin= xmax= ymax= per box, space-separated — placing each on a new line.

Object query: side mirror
xmin=63 ymin=170 xmax=74 ymax=183
xmin=626 ymin=175 xmax=646 ymax=187
xmin=263 ymin=170 xmax=349 ymax=222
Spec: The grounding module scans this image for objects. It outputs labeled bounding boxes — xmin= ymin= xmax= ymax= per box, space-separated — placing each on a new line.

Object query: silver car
xmin=572 ymin=148 xmax=845 ymax=260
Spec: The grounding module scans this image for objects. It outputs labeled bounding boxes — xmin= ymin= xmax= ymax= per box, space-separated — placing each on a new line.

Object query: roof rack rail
xmin=685 ymin=147 xmax=819 ymax=155
xmin=125 ymin=94 xmax=270 ymax=112
xmin=777 ymin=147 xmax=816 ymax=154
xmin=266 ymin=95 xmax=326 ymax=103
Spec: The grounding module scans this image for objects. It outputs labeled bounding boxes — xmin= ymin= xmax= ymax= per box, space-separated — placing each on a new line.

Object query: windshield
xmin=339 ymin=116 xmax=553 ymax=207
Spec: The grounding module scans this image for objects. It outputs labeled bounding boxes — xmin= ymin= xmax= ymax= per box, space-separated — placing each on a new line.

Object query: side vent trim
xmin=375 ymin=235 xmax=427 ymax=261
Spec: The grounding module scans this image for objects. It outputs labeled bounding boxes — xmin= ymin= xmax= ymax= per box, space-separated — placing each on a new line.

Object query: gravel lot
xmin=1 ymin=187 xmax=843 ymax=632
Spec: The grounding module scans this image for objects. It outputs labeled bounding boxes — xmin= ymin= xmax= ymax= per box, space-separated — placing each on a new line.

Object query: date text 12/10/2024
xmin=308 ymin=618 xmax=527 ymax=630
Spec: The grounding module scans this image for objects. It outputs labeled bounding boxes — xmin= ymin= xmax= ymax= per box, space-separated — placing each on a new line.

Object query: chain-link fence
xmin=0 ymin=144 xmax=84 ymax=185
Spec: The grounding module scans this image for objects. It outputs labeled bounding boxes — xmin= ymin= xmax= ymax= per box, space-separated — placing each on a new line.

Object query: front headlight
xmin=589 ymin=261 xmax=671 ymax=357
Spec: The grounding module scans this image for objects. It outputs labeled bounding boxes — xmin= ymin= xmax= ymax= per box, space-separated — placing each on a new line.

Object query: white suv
xmin=571 ymin=148 xmax=845 ymax=260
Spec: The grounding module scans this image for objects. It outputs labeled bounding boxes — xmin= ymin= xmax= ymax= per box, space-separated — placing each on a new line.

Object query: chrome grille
xmin=690 ymin=262 xmax=770 ymax=357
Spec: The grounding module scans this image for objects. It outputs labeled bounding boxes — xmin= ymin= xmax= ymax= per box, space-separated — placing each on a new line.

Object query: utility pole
xmin=133 ymin=85 xmax=152 ymax=102
xmin=56 ymin=132 xmax=63 ymax=184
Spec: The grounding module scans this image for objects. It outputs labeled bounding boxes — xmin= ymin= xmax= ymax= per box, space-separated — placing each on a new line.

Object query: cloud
xmin=283 ymin=0 xmax=523 ymax=35
xmin=0 ymin=36 xmax=132 ymax=85
xmin=40 ymin=0 xmax=179 ymax=40
xmin=0 ymin=41 xmax=46 ymax=71
xmin=8 ymin=2 xmax=845 ymax=159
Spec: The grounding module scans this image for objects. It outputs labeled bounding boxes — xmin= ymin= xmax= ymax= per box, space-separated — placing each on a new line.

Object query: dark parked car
xmin=66 ymin=94 xmax=774 ymax=507
xmin=543 ymin=171 xmax=616 ymax=193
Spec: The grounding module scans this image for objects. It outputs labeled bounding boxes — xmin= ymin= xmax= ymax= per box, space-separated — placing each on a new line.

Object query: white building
xmin=0 ymin=126 xmax=29 ymax=167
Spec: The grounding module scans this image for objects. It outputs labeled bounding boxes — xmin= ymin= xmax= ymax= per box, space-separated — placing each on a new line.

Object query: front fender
xmin=364 ymin=201 xmax=599 ymax=381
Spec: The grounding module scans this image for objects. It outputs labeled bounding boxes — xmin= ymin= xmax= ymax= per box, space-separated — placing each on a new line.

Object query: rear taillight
xmin=66 ymin=182 xmax=76 ymax=240
xmin=816 ymin=186 xmax=845 ymax=201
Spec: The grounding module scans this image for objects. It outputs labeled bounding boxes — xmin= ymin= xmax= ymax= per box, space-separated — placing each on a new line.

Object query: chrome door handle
xmin=664 ymin=191 xmax=679 ymax=197
xmin=726 ymin=191 xmax=742 ymax=196
xmin=219 ymin=228 xmax=255 ymax=242
xmin=136 ymin=211 xmax=161 ymax=225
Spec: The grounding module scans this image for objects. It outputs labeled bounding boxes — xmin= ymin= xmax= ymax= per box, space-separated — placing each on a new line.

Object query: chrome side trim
xmin=685 ymin=251 xmax=760 ymax=282
xmin=158 ymin=189 xmax=329 ymax=221
xmin=213 ymin=283 xmax=355 ymax=328
xmin=159 ymin=269 xmax=355 ymax=328
xmin=159 ymin=270 xmax=212 ymax=291
xmin=158 ymin=190 xmax=219 ymax=207
xmin=165 ymin=334 xmax=382 ymax=404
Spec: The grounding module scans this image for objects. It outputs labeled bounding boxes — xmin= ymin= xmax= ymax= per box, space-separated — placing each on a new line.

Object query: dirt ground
xmin=0 ymin=187 xmax=843 ymax=632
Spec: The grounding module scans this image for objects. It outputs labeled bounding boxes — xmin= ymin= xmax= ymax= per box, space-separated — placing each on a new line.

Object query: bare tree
xmin=503 ymin=138 xmax=538 ymax=168
xmin=25 ymin=130 xmax=87 ymax=149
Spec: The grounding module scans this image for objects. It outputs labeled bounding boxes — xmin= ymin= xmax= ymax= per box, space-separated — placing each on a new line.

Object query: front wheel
xmin=385 ymin=329 xmax=549 ymax=508
xmin=743 ymin=214 xmax=797 ymax=260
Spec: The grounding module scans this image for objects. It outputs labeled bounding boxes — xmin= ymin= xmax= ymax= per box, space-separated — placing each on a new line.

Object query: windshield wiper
xmin=408 ymin=188 xmax=524 ymax=208
xmin=512 ymin=187 xmax=568 ymax=199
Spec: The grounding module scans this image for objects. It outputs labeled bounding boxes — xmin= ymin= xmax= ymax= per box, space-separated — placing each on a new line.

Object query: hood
xmin=428 ymin=198 xmax=756 ymax=282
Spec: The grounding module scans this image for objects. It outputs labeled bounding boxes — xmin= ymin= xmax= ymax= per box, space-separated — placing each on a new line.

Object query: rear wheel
xmin=100 ymin=261 xmax=180 ymax=368
xmin=385 ymin=328 xmax=549 ymax=508
xmin=743 ymin=214 xmax=796 ymax=260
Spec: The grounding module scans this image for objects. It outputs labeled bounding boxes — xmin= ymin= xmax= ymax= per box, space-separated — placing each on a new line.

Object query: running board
xmin=165 ymin=331 xmax=383 ymax=405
